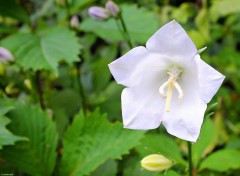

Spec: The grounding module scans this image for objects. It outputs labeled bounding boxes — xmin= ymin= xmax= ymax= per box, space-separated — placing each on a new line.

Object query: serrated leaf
xmin=199 ymin=149 xmax=240 ymax=172
xmin=135 ymin=133 xmax=185 ymax=165
xmin=0 ymin=99 xmax=26 ymax=149
xmin=1 ymin=27 xmax=81 ymax=74
xmin=0 ymin=104 xmax=58 ymax=176
xmin=0 ymin=116 xmax=27 ymax=149
xmin=80 ymin=4 xmax=159 ymax=44
xmin=59 ymin=109 xmax=145 ymax=176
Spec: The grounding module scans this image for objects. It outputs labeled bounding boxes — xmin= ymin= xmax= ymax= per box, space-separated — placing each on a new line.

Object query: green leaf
xmin=161 ymin=170 xmax=180 ymax=176
xmin=0 ymin=116 xmax=27 ymax=149
xmin=70 ymin=0 xmax=97 ymax=13
xmin=89 ymin=82 xmax=123 ymax=120
xmin=0 ymin=99 xmax=27 ymax=149
xmin=0 ymin=104 xmax=58 ymax=176
xmin=0 ymin=0 xmax=29 ymax=23
xmin=171 ymin=3 xmax=197 ymax=23
xmin=1 ymin=27 xmax=81 ymax=74
xmin=80 ymin=4 xmax=159 ymax=44
xmin=135 ymin=133 xmax=186 ymax=165
xmin=199 ymin=149 xmax=240 ymax=172
xmin=123 ymin=156 xmax=159 ymax=176
xmin=59 ymin=109 xmax=145 ymax=176
xmin=91 ymin=160 xmax=117 ymax=176
xmin=90 ymin=44 xmax=117 ymax=92
xmin=192 ymin=117 xmax=217 ymax=168
xmin=210 ymin=0 xmax=240 ymax=21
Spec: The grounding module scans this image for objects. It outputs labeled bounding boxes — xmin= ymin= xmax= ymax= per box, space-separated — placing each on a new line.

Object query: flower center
xmin=159 ymin=66 xmax=183 ymax=112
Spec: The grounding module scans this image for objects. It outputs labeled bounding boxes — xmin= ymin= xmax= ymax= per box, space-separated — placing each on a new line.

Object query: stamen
xmin=173 ymin=82 xmax=183 ymax=100
xmin=159 ymin=80 xmax=169 ymax=97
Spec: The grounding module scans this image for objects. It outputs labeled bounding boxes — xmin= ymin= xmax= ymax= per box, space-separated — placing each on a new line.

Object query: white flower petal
xmin=162 ymin=95 xmax=206 ymax=142
xmin=108 ymin=46 xmax=148 ymax=87
xmin=195 ymin=54 xmax=225 ymax=103
xmin=109 ymin=47 xmax=169 ymax=87
xmin=146 ymin=20 xmax=197 ymax=60
xmin=121 ymin=83 xmax=164 ymax=130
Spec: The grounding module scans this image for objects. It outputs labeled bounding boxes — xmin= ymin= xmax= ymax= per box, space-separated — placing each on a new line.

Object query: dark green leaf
xmin=0 ymin=104 xmax=58 ymax=176
xmin=0 ymin=0 xmax=29 ymax=23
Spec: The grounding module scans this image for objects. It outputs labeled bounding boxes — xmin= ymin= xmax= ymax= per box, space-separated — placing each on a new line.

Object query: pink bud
xmin=88 ymin=6 xmax=110 ymax=20
xmin=0 ymin=47 xmax=14 ymax=62
xmin=70 ymin=15 xmax=79 ymax=27
xmin=105 ymin=1 xmax=120 ymax=17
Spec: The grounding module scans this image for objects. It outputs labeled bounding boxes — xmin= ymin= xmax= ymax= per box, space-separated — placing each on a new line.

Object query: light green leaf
xmin=1 ymin=27 xmax=81 ymax=74
xmin=0 ymin=104 xmax=58 ymax=176
xmin=172 ymin=3 xmax=196 ymax=23
xmin=161 ymin=170 xmax=180 ymax=176
xmin=210 ymin=0 xmax=240 ymax=21
xmin=59 ymin=109 xmax=145 ymax=176
xmin=80 ymin=4 xmax=159 ymax=44
xmin=70 ymin=0 xmax=97 ymax=13
xmin=192 ymin=117 xmax=217 ymax=168
xmin=135 ymin=133 xmax=186 ymax=165
xmin=199 ymin=149 xmax=240 ymax=172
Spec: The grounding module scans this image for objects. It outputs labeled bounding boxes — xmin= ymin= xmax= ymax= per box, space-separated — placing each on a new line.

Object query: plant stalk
xmin=188 ymin=141 xmax=193 ymax=176
xmin=117 ymin=12 xmax=133 ymax=48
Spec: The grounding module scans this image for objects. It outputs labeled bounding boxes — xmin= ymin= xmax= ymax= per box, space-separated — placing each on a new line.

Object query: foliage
xmin=0 ymin=0 xmax=240 ymax=175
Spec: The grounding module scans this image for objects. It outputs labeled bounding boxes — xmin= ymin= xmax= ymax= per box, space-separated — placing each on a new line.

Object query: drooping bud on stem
xmin=88 ymin=6 xmax=110 ymax=20
xmin=105 ymin=1 xmax=120 ymax=18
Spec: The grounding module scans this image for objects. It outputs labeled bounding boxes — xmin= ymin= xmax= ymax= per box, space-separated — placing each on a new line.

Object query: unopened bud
xmin=140 ymin=154 xmax=173 ymax=172
xmin=88 ymin=6 xmax=109 ymax=20
xmin=0 ymin=47 xmax=14 ymax=62
xmin=70 ymin=15 xmax=79 ymax=28
xmin=24 ymin=79 xmax=32 ymax=90
xmin=105 ymin=1 xmax=120 ymax=17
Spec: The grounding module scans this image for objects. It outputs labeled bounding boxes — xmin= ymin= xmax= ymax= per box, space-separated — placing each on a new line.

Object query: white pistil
xmin=165 ymin=80 xmax=174 ymax=112
xmin=159 ymin=70 xmax=183 ymax=112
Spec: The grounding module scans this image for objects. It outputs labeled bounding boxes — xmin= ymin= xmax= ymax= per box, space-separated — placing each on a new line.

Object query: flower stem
xmin=187 ymin=141 xmax=193 ymax=176
xmin=117 ymin=12 xmax=133 ymax=48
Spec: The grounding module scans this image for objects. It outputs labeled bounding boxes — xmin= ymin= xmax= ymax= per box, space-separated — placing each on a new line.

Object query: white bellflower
xmin=108 ymin=20 xmax=225 ymax=142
